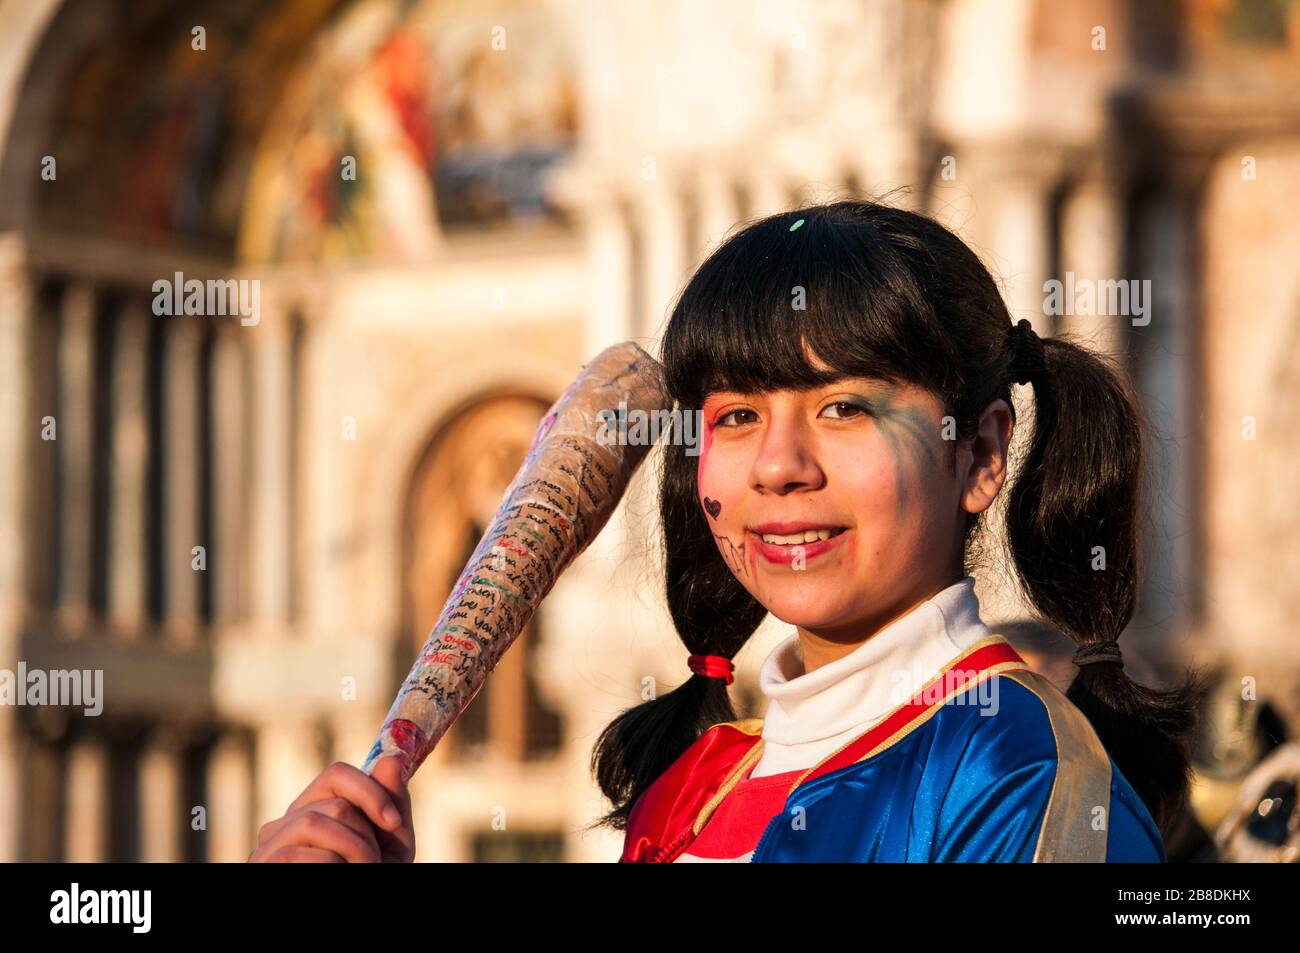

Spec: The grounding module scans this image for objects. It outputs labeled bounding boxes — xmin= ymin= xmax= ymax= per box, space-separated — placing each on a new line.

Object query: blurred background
xmin=0 ymin=0 xmax=1297 ymax=862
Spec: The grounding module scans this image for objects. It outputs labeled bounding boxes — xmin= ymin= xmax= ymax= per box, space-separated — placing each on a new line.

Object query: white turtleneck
xmin=748 ymin=575 xmax=993 ymax=779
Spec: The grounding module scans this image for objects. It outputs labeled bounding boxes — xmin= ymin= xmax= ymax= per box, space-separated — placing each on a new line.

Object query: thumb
xmin=367 ymin=755 xmax=416 ymax=862
xmin=368 ymin=754 xmax=410 ymax=800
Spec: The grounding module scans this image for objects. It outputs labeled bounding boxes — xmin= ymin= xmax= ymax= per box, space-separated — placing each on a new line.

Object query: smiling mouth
xmin=753 ymin=527 xmax=848 ymax=546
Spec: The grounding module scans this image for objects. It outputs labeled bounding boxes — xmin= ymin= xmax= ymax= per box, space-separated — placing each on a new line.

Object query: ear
xmin=959 ymin=399 xmax=1013 ymax=516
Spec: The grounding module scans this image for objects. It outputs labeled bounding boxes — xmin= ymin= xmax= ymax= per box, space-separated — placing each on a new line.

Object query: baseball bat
xmin=361 ymin=341 xmax=669 ymax=782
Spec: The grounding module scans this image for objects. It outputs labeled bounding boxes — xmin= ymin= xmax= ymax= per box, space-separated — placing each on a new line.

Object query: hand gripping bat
xmin=361 ymin=342 xmax=669 ymax=783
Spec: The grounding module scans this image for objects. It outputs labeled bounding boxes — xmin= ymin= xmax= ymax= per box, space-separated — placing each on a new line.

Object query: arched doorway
xmin=402 ymin=394 xmax=565 ymax=764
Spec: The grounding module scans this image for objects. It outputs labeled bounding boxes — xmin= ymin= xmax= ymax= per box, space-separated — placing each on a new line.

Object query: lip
xmin=747 ymin=526 xmax=850 ymax=565
xmin=751 ymin=521 xmax=848 ymax=535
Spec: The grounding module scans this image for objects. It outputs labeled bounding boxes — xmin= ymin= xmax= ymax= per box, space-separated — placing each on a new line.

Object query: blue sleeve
xmin=930 ymin=675 xmax=1164 ymax=863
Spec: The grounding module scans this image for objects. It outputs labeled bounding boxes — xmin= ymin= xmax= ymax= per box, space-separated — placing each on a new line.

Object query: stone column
xmin=980 ymin=165 xmax=1057 ymax=337
xmin=252 ymin=720 xmax=323 ymax=838
xmin=694 ymin=163 xmax=740 ymax=258
xmin=57 ymin=283 xmax=97 ymax=631
xmin=582 ymin=196 xmax=635 ymax=357
xmin=955 ymin=142 xmax=1065 ymax=625
xmin=108 ymin=299 xmax=150 ymax=633
xmin=64 ymin=739 xmax=108 ymax=861
xmin=163 ymin=320 xmax=203 ymax=642
xmin=138 ymin=730 xmax=186 ymax=861
xmin=18 ymin=738 xmax=61 ymax=861
xmin=1059 ymin=173 xmax=1126 ymax=361
xmin=0 ymin=666 xmax=16 ymax=862
xmin=0 ymin=235 xmax=31 ymax=616
xmin=300 ymin=322 xmax=340 ymax=633
xmin=207 ymin=732 xmax=253 ymax=862
xmin=0 ymin=235 xmax=31 ymax=862
xmin=210 ymin=328 xmax=246 ymax=627
xmin=1131 ymin=176 xmax=1202 ymax=657
xmin=248 ymin=308 xmax=293 ymax=628
xmin=632 ymin=179 xmax=687 ymax=341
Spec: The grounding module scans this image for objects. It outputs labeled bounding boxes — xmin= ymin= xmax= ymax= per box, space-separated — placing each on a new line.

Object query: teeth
xmin=759 ymin=528 xmax=838 ymax=545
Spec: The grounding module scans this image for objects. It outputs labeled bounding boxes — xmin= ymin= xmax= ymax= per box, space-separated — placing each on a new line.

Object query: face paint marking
xmin=713 ymin=533 xmax=748 ymax=579
xmin=703 ymin=497 xmax=722 ymax=519
xmin=863 ymin=397 xmax=945 ymax=519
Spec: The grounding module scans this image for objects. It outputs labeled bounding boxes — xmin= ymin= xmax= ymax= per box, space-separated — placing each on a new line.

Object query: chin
xmin=757 ymin=584 xmax=851 ymax=631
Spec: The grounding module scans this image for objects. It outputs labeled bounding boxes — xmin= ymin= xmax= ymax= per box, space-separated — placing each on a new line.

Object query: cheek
xmin=696 ymin=436 xmax=743 ymax=523
xmin=841 ymin=450 xmax=898 ymax=517
xmin=696 ymin=420 xmax=720 ymax=491
xmin=836 ymin=446 xmax=926 ymax=553
xmin=844 ymin=443 xmax=949 ymax=550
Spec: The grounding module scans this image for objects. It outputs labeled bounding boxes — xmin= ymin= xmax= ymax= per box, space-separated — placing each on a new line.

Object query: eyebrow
xmin=703 ymin=376 xmax=902 ymax=403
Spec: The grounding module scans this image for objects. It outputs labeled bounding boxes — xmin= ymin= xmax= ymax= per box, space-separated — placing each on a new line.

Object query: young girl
xmin=251 ymin=199 xmax=1200 ymax=864
xmin=596 ymin=199 xmax=1201 ymax=863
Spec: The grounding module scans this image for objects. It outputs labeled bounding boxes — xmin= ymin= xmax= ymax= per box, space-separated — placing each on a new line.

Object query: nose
xmin=748 ymin=412 xmax=826 ymax=495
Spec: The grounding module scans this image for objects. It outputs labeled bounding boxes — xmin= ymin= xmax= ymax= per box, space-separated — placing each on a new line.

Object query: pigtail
xmin=589 ymin=420 xmax=767 ymax=831
xmin=1003 ymin=333 xmax=1205 ymax=837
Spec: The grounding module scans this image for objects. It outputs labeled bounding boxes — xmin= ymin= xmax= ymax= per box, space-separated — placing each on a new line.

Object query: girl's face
xmin=697 ymin=362 xmax=1009 ymax=646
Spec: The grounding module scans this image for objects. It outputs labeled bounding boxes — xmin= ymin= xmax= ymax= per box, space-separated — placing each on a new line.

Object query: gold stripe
xmin=787 ymin=635 xmax=1026 ymax=795
xmin=692 ymin=637 xmax=1035 ymax=838
xmin=705 ymin=717 xmax=765 ymax=736
xmin=999 ymin=670 xmax=1111 ymax=863
xmin=837 ymin=660 xmax=1029 ymax=769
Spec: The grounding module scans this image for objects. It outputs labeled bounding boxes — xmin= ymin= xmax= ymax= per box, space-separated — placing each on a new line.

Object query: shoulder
xmin=938 ymin=668 xmax=1100 ymax=770
xmin=933 ymin=668 xmax=1163 ymax=862
xmin=635 ymin=717 xmax=764 ymax=809
xmin=620 ymin=717 xmax=764 ymax=862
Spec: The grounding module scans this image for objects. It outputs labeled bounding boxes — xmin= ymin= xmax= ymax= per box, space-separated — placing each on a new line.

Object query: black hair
xmin=590 ymin=199 xmax=1203 ymax=841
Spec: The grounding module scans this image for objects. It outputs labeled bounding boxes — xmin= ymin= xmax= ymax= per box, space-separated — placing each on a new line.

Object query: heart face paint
xmin=698 ymin=402 xmax=752 ymax=579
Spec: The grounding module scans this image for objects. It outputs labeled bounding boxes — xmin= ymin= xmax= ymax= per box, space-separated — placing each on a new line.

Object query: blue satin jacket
xmin=621 ymin=637 xmax=1166 ymax=863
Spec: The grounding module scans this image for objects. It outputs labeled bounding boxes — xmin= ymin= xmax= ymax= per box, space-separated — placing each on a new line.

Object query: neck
xmin=795 ymin=573 xmax=963 ymax=675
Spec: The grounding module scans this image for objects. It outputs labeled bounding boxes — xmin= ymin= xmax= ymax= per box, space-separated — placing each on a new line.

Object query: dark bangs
xmin=659 ymin=203 xmax=966 ymax=410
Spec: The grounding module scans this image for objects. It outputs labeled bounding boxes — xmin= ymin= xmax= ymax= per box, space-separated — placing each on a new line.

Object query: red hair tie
xmin=687 ymin=654 xmax=735 ymax=685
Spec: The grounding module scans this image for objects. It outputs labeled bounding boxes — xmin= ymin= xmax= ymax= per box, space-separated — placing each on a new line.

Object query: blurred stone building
xmin=0 ymin=0 xmax=1297 ymax=861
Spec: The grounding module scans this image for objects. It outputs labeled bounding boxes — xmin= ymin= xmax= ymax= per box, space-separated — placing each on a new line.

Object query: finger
xmin=256 ymin=814 xmax=289 ymax=847
xmin=255 ymin=808 xmax=302 ymax=847
xmin=313 ymin=797 xmax=382 ymax=857
xmin=368 ymin=756 xmax=411 ymax=812
xmin=267 ymin=810 xmax=382 ymax=863
xmin=287 ymin=762 xmax=403 ymax=832
xmin=261 ymin=797 xmax=382 ymax=856
xmin=367 ymin=756 xmax=416 ymax=862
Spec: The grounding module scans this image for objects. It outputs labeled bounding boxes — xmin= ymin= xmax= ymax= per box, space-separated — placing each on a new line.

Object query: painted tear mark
xmin=713 ymin=533 xmax=747 ymax=579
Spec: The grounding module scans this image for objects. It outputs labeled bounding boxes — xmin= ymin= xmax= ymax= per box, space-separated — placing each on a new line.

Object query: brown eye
xmin=717 ymin=409 xmax=757 ymax=427
xmin=820 ymin=400 xmax=870 ymax=420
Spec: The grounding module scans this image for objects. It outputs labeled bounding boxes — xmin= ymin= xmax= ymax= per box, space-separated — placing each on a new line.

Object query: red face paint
xmin=697 ymin=405 xmax=717 ymax=511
